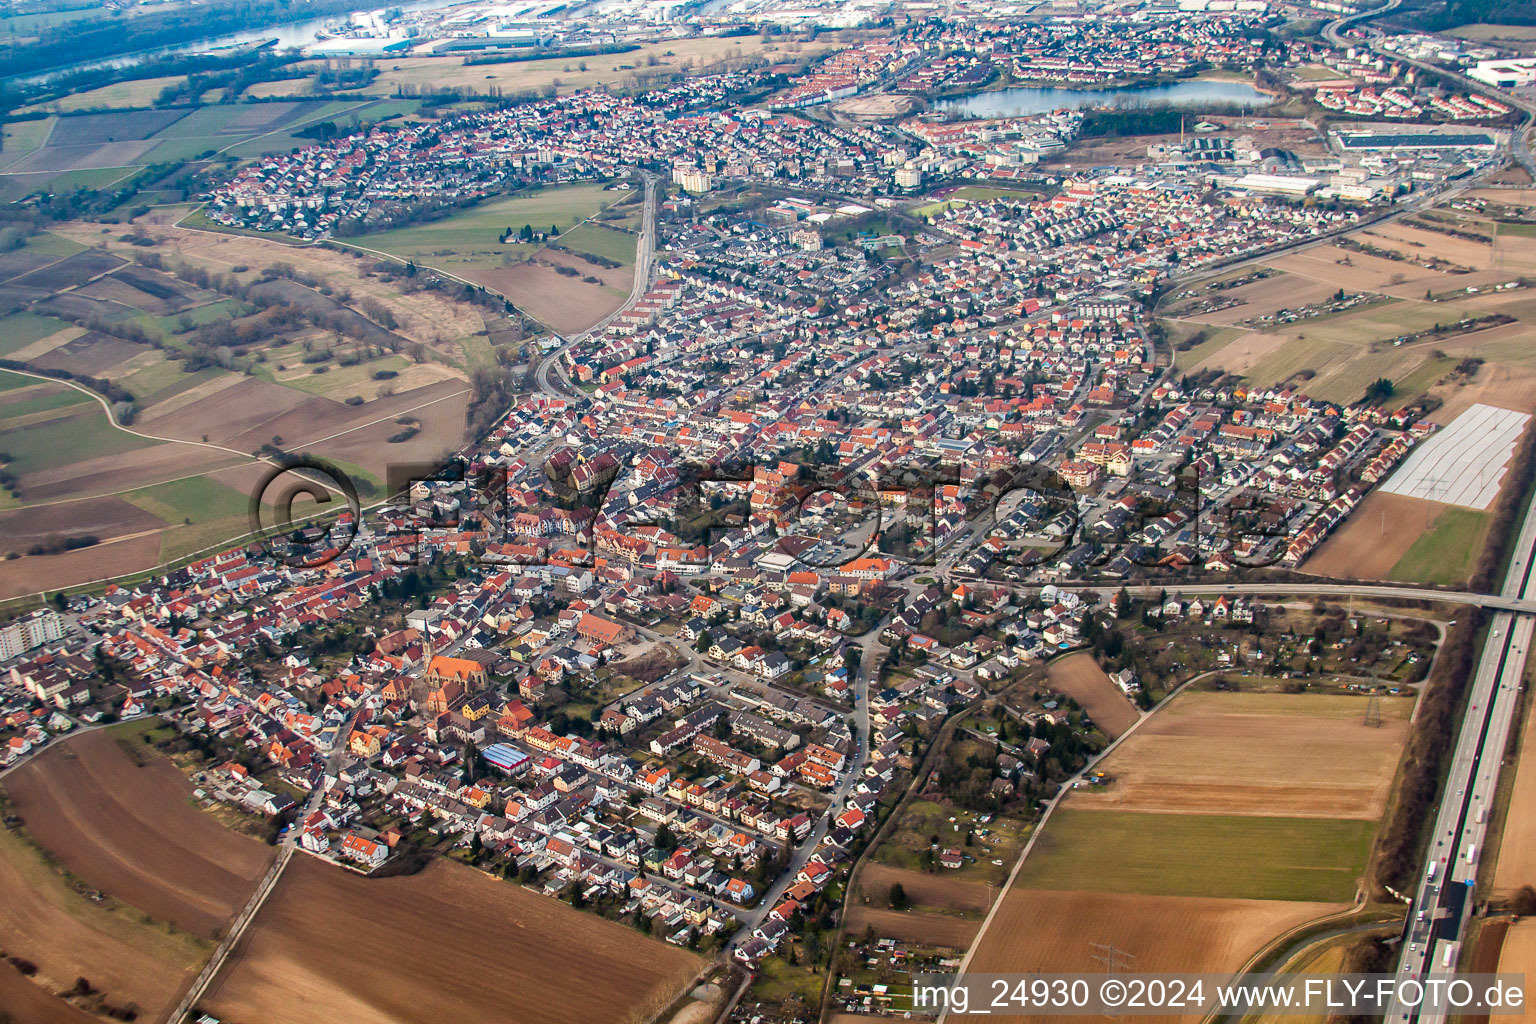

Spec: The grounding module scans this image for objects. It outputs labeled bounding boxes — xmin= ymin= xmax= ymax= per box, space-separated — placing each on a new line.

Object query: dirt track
xmin=4 ymin=729 xmax=273 ymax=940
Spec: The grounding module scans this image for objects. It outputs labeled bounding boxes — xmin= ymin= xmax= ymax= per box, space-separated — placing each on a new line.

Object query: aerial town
xmin=3 ymin=0 xmax=1536 ymax=1021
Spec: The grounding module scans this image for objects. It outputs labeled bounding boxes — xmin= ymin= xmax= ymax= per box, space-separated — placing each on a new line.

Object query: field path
xmin=0 ymin=365 xmax=262 ymax=460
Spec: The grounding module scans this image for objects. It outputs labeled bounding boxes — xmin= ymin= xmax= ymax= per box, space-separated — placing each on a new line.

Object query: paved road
xmin=535 ymin=172 xmax=659 ymax=401
xmin=1385 ymin=487 xmax=1536 ymax=1022
xmin=726 ymin=624 xmax=877 ymax=948
xmin=953 ymin=578 xmax=1536 ymax=614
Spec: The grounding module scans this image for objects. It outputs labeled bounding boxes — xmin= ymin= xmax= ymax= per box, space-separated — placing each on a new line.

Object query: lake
xmin=937 ymin=79 xmax=1272 ymax=118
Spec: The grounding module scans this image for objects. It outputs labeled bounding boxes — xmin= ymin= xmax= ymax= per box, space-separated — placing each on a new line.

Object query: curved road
xmin=535 ymin=173 xmax=659 ymax=401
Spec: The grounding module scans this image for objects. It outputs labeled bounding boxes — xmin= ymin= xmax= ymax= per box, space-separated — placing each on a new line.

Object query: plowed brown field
xmin=1045 ymin=653 xmax=1139 ymax=738
xmin=4 ymin=729 xmax=272 ymax=939
xmin=965 ymin=890 xmax=1343 ymax=1023
xmin=203 ymin=856 xmax=702 ymax=1024
xmin=1065 ymin=692 xmax=1409 ymax=819
xmin=858 ymin=863 xmax=992 ymax=913
xmin=1306 ymin=491 xmax=1443 ymax=581
xmin=842 ymin=905 xmax=981 ymax=950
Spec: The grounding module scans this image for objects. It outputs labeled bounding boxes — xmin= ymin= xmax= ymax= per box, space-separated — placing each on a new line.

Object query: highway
xmin=1385 ymin=487 xmax=1536 ymax=1021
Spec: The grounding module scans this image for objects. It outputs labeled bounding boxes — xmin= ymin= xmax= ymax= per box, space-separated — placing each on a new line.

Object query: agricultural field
xmin=0 ymin=217 xmax=495 ymax=596
xmin=1015 ymin=809 xmax=1373 ymax=902
xmin=1068 ymin=690 xmax=1412 ymax=820
xmin=351 ymin=182 xmax=638 ymax=334
xmin=1169 ymin=197 xmax=1536 ymax=413
xmin=1307 ymin=492 xmax=1455 ymax=581
xmin=19 ymin=76 xmax=188 ymax=114
xmin=1493 ymin=689 xmax=1536 ymax=896
xmin=3 ymin=728 xmax=274 ymax=940
xmin=848 ymin=862 xmax=996 ymax=949
xmin=852 ymin=792 xmax=1031 ymax=953
xmin=202 ymin=855 xmax=703 ymax=1024
xmin=343 ymin=35 xmax=838 ymax=99
xmin=0 ymin=813 xmax=210 ymax=1024
xmin=557 ymin=221 xmax=640 ymax=266
xmin=0 ymin=99 xmax=415 ymax=201
xmin=1043 ymin=652 xmax=1138 ymax=739
xmin=0 ymin=722 xmax=285 ymax=1022
xmin=841 ymin=905 xmax=982 ymax=950
xmin=1495 ymin=918 xmax=1536 ymax=1023
xmin=1383 ymin=505 xmax=1489 ymax=585
xmin=470 ymin=256 xmax=632 ymax=334
xmin=962 ymin=688 xmax=1410 ymax=994
xmin=353 ymin=182 xmax=633 ymax=271
xmin=1446 ymin=23 xmax=1536 ymax=53
xmin=964 ymin=890 xmax=1338 ymax=999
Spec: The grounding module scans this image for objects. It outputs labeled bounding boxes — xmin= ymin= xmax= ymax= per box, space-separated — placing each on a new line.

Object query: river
xmin=13 ymin=0 xmax=464 ymax=87
xmin=936 ymin=78 xmax=1271 ymax=118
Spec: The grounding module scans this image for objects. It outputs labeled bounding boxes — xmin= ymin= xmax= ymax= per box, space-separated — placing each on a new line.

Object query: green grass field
xmin=123 ymin=475 xmax=252 ymax=525
xmin=1163 ymin=321 xmax=1246 ymax=369
xmin=949 ymin=185 xmax=1042 ymax=202
xmin=1389 ymin=507 xmax=1488 ymax=586
xmin=0 ymin=385 xmax=90 ymax=426
xmin=0 ymin=370 xmax=37 ymax=394
xmin=556 ymin=221 xmax=638 ymax=265
xmin=121 ymin=475 xmax=262 ymax=560
xmin=1016 ymin=809 xmax=1374 ymax=902
xmin=21 ymin=76 xmax=185 ymax=114
xmin=1 ymin=406 xmax=162 ymax=476
xmin=0 ymin=312 xmax=71 ymax=356
xmin=356 ymin=182 xmax=632 ymax=269
xmin=1243 ymin=336 xmax=1349 ymax=388
xmin=0 ymin=117 xmax=56 ymax=170
xmin=22 ymin=231 xmax=87 ymax=257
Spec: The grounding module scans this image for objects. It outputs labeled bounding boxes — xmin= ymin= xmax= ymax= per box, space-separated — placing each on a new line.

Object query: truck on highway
xmin=1428 ymin=861 xmax=1438 ymax=881
xmin=1476 ymin=807 xmax=1487 ymax=824
xmin=1441 ymin=941 xmax=1460 ymax=970
xmin=1466 ymin=844 xmax=1478 ymax=865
